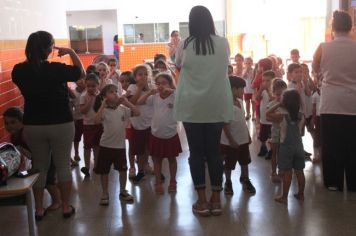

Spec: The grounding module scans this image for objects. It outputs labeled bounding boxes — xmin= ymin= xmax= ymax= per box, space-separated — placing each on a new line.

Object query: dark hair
xmin=263 ymin=70 xmax=275 ymax=78
xmin=272 ymin=79 xmax=287 ymax=92
xmin=113 ymin=35 xmax=118 ymax=42
xmin=86 ymin=64 xmax=97 ymax=74
xmin=154 ymin=59 xmax=168 ymax=69
xmin=3 ymin=107 xmax=23 ymax=122
xmin=155 ymin=73 xmax=176 ymax=89
xmin=154 ymin=54 xmax=167 ymax=63
xmin=25 ymin=31 xmax=54 ymax=68
xmin=85 ymin=73 xmax=100 ymax=84
xmin=288 ymin=63 xmax=302 ymax=74
xmin=144 ymin=62 xmax=154 ymax=70
xmin=108 ymin=58 xmax=118 ymax=65
xmin=229 ymin=76 xmax=246 ymax=89
xmin=93 ymin=84 xmax=118 ymax=112
xmin=120 ymin=71 xmax=135 ymax=84
xmin=290 ymin=49 xmax=300 ymax=56
xmin=282 ymin=89 xmax=301 ymax=122
xmin=235 ymin=53 xmax=244 ymax=60
xmin=171 ymin=30 xmax=179 ymax=37
xmin=332 ymin=10 xmax=352 ymax=33
xmin=184 ymin=6 xmax=216 ymax=55
xmin=228 ymin=65 xmax=233 ymax=70
xmin=258 ymin=58 xmax=273 ymax=72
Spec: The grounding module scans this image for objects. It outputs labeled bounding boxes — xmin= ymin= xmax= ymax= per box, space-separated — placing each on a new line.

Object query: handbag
xmin=0 ymin=143 xmax=22 ymax=185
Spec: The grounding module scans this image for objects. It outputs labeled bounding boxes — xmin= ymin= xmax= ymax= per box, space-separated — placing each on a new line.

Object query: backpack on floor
xmin=0 ymin=143 xmax=22 ymax=186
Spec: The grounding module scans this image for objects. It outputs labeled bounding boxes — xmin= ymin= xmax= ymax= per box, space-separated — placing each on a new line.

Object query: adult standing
xmin=174 ymin=6 xmax=233 ymax=216
xmin=167 ymin=30 xmax=181 ymax=62
xmin=312 ymin=10 xmax=356 ymax=192
xmin=12 ymin=31 xmax=85 ymax=218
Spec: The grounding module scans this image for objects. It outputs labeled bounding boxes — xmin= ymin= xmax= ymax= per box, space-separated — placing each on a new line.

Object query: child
xmin=3 ymin=107 xmax=61 ymax=219
xmin=137 ymin=73 xmax=182 ymax=194
xmin=266 ymin=79 xmax=287 ymax=183
xmin=107 ymin=58 xmax=123 ymax=93
xmin=311 ymin=76 xmax=322 ymax=163
xmin=234 ymin=53 xmax=244 ymax=76
xmin=80 ymin=73 xmax=102 ymax=177
xmin=256 ymin=70 xmax=274 ymax=159
xmin=290 ymin=49 xmax=300 ymax=64
xmin=127 ymin=64 xmax=154 ymax=184
xmin=221 ymin=76 xmax=256 ymax=195
xmin=94 ymin=84 xmax=139 ymax=205
xmin=96 ymin=62 xmax=114 ymax=91
xmin=242 ymin=57 xmax=255 ymax=120
xmin=69 ymin=78 xmax=86 ymax=164
xmin=267 ymin=90 xmax=305 ymax=204
xmin=119 ymin=71 xmax=135 ymax=93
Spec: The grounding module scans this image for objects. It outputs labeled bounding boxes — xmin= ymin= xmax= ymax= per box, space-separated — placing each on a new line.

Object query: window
xmin=179 ymin=21 xmax=226 ymax=39
xmin=69 ymin=25 xmax=103 ymax=54
xmin=123 ymin=23 xmax=169 ymax=44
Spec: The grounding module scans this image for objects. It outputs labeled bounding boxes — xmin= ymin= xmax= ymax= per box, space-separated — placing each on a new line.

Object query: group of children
xmin=3 ymin=49 xmax=323 ymax=208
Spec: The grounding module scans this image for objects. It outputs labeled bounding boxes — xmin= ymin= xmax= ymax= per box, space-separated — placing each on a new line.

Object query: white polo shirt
xmin=260 ymin=90 xmax=272 ymax=125
xmin=80 ymin=91 xmax=98 ymax=125
xmin=71 ymin=88 xmax=84 ymax=120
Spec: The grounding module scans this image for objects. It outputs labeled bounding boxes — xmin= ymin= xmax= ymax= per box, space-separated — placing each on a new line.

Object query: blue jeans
xmin=183 ymin=122 xmax=224 ymax=192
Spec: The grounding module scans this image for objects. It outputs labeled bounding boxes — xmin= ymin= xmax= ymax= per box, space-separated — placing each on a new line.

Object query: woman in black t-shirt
xmin=12 ymin=31 xmax=85 ymax=219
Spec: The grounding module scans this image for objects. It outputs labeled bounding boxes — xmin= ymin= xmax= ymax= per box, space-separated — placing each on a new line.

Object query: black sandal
xmin=63 ymin=205 xmax=76 ymax=219
xmin=35 ymin=208 xmax=47 ymax=221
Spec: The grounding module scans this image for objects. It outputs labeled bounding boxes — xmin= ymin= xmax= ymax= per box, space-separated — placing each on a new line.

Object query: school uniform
xmin=71 ymin=88 xmax=84 ymax=143
xmin=259 ymin=90 xmax=272 ymax=142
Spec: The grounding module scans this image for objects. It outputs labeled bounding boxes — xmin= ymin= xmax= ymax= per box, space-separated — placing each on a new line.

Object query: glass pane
xmin=134 ymin=24 xmax=154 ymax=43
xmin=155 ymin=23 xmax=169 ymax=42
xmin=69 ymin=26 xmax=86 ymax=54
xmin=124 ymin=24 xmax=135 ymax=44
xmin=87 ymin=26 xmax=103 ymax=53
xmin=179 ymin=22 xmax=189 ymax=39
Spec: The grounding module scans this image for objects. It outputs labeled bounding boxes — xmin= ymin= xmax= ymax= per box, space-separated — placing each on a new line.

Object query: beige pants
xmin=24 ymin=122 xmax=74 ymax=188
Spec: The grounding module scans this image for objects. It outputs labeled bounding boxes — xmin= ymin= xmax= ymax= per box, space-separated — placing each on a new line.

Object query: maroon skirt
xmin=149 ymin=134 xmax=182 ymax=159
xmin=129 ymin=127 xmax=151 ymax=156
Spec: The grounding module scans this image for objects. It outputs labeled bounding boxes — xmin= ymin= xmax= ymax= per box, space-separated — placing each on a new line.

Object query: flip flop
xmin=63 ymin=205 xmax=76 ymax=219
xmin=35 ymin=208 xmax=48 ymax=221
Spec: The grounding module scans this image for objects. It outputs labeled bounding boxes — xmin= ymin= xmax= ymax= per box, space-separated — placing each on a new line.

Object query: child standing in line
xmin=267 ymin=90 xmax=305 ymax=204
xmin=256 ymin=70 xmax=274 ymax=159
xmin=96 ymin=62 xmax=114 ymax=91
xmin=234 ymin=53 xmax=244 ymax=76
xmin=221 ymin=76 xmax=256 ymax=195
xmin=126 ymin=64 xmax=154 ymax=184
xmin=137 ymin=73 xmax=182 ymax=194
xmin=266 ymin=79 xmax=287 ymax=183
xmin=80 ymin=73 xmax=102 ymax=177
xmin=107 ymin=58 xmax=123 ymax=94
xmin=242 ymin=57 xmax=255 ymax=120
xmin=94 ymin=84 xmax=139 ymax=205
xmin=69 ymin=78 xmax=86 ymax=164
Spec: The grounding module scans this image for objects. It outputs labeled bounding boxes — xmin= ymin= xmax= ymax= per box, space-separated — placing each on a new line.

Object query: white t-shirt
xmin=99 ymin=106 xmax=131 ymax=149
xmin=288 ymin=81 xmax=308 ymax=115
xmin=110 ymin=71 xmax=123 ymax=95
xmin=71 ymin=88 xmax=84 ymax=120
xmin=312 ymin=92 xmax=321 ymax=116
xmin=242 ymin=68 xmax=254 ymax=94
xmin=146 ymin=93 xmax=177 ymax=139
xmin=127 ymin=84 xmax=153 ymax=130
xmin=221 ymin=99 xmax=250 ymax=145
xmin=260 ymin=90 xmax=272 ymax=125
xmin=80 ymin=91 xmax=98 ymax=125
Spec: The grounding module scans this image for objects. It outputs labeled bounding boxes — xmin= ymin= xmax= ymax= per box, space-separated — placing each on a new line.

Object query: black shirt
xmin=12 ymin=61 xmax=81 ymax=125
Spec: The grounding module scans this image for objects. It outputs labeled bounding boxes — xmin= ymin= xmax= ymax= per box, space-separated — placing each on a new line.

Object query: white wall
xmin=0 ymin=0 xmax=68 ymax=40
xmin=66 ymin=10 xmax=118 ymax=54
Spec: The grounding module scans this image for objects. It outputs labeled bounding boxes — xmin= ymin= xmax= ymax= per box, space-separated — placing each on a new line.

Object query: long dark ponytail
xmin=183 ymin=6 xmax=216 ymax=55
xmin=25 ymin=31 xmax=54 ymax=68
xmin=281 ymin=89 xmax=301 ymax=122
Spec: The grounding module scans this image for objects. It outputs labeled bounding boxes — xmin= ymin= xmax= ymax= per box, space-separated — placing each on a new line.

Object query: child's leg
xmin=74 ymin=141 xmax=80 ymax=158
xmin=93 ymin=146 xmax=100 ymax=167
xmin=251 ymin=100 xmax=256 ymax=119
xmin=168 ymin=157 xmax=177 ymax=182
xmin=119 ymin=171 xmax=127 ymax=192
xmin=153 ymin=156 xmax=163 ymax=183
xmin=240 ymin=165 xmax=249 ymax=179
xmin=129 ymin=153 xmax=136 ymax=169
xmin=137 ymin=154 xmax=148 ymax=173
xmin=84 ymin=148 xmax=91 ymax=169
xmin=294 ymin=170 xmax=305 ymax=200
xmin=271 ymin=143 xmax=278 ymax=175
xmin=275 ymin=170 xmax=292 ymax=204
xmin=100 ymin=174 xmax=109 ymax=196
xmin=224 ymin=169 xmax=232 ymax=182
xmin=245 ymin=98 xmax=251 ymax=117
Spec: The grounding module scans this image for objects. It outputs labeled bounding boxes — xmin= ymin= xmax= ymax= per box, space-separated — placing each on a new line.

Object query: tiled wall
xmin=0 ymin=39 xmax=71 ymax=142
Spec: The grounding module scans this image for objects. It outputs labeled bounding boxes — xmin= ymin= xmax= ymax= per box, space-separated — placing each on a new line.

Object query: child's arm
xmin=303 ymin=77 xmax=312 ymax=97
xmin=120 ymin=96 xmax=140 ymax=117
xmin=256 ymin=86 xmax=265 ymax=100
xmin=266 ymin=102 xmax=283 ymax=123
xmin=223 ymin=124 xmax=239 ymax=148
xmin=129 ymin=83 xmax=145 ymax=105
xmin=136 ymin=89 xmax=157 ymax=105
xmin=94 ymin=98 xmax=107 ymax=124
xmin=80 ymin=95 xmax=95 ymax=114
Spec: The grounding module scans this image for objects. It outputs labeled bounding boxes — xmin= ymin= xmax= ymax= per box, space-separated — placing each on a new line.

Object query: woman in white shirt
xmin=312 ymin=10 xmax=356 ymax=192
xmin=174 ymin=6 xmax=233 ymax=216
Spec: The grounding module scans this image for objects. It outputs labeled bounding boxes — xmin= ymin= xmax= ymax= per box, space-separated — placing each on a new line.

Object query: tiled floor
xmin=1 ymin=121 xmax=356 ymax=236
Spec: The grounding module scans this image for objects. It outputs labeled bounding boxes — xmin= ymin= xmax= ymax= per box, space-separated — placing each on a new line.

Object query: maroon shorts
xmin=83 ymin=124 xmax=103 ymax=149
xmin=259 ymin=124 xmax=272 ymax=142
xmin=149 ymin=134 xmax=182 ymax=159
xmin=244 ymin=93 xmax=253 ymax=101
xmin=221 ymin=144 xmax=251 ymax=170
xmin=94 ymin=146 xmax=127 ymax=174
xmin=129 ymin=127 xmax=151 ymax=156
xmin=314 ymin=116 xmax=321 ymax=147
xmin=126 ymin=127 xmax=133 ymax=140
xmin=74 ymin=119 xmax=84 ymax=143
